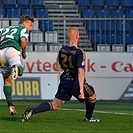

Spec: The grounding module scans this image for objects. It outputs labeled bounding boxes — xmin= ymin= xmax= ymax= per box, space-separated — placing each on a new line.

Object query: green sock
xmin=17 ymin=66 xmax=24 ymax=76
xmin=3 ymin=86 xmax=13 ymax=106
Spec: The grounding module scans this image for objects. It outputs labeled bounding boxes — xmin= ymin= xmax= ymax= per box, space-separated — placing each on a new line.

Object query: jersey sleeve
xmin=20 ymin=28 xmax=29 ymax=40
xmin=76 ymin=50 xmax=86 ymax=69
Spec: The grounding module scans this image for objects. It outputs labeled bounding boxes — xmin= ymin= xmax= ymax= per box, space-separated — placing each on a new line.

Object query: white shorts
xmin=0 ymin=47 xmax=23 ymax=77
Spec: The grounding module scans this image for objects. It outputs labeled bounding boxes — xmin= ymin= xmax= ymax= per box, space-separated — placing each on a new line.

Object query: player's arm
xmin=20 ymin=28 xmax=29 ymax=59
xmin=77 ymin=50 xmax=86 ymax=99
xmin=21 ymin=37 xmax=27 ymax=59
xmin=78 ymin=68 xmax=85 ymax=99
xmin=56 ymin=53 xmax=61 ymax=71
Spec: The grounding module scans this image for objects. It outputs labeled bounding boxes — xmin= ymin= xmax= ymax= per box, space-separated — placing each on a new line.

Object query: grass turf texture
xmin=0 ymin=100 xmax=133 ymax=133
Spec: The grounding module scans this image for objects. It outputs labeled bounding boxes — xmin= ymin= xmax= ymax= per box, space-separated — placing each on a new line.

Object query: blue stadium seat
xmin=96 ymin=9 xmax=110 ymax=18
xmin=96 ymin=33 xmax=105 ymax=44
xmin=39 ymin=20 xmax=53 ymax=32
xmin=7 ymin=8 xmax=20 ymax=18
xmin=90 ymin=32 xmax=96 ymax=44
xmin=106 ymin=0 xmax=119 ymax=7
xmin=125 ymin=10 xmax=133 ymax=18
xmin=125 ymin=33 xmax=133 ymax=44
xmin=31 ymin=0 xmax=45 ymax=7
xmin=116 ymin=21 xmax=122 ymax=31
xmin=2 ymin=0 xmax=16 ymax=7
xmin=21 ymin=8 xmax=34 ymax=17
xmin=82 ymin=9 xmax=95 ymax=18
xmin=36 ymin=8 xmax=48 ymax=18
xmin=92 ymin=0 xmax=104 ymax=7
xmin=121 ymin=0 xmax=133 ymax=8
xmin=132 ymin=21 xmax=133 ymax=32
xmin=0 ymin=9 xmax=5 ymax=17
xmin=87 ymin=21 xmax=101 ymax=31
xmin=102 ymin=21 xmax=115 ymax=31
xmin=17 ymin=0 xmax=30 ymax=7
xmin=77 ymin=0 xmax=90 ymax=7
xmin=111 ymin=10 xmax=124 ymax=18
xmin=106 ymin=32 xmax=120 ymax=44
xmin=116 ymin=21 xmax=130 ymax=32
xmin=91 ymin=32 xmax=105 ymax=44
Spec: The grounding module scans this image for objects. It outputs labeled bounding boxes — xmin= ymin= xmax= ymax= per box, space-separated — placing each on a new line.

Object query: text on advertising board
xmin=25 ymin=59 xmax=133 ymax=73
xmin=12 ymin=77 xmax=41 ymax=99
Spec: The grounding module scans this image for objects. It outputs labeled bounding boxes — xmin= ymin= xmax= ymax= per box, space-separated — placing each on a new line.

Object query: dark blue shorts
xmin=55 ymin=80 xmax=95 ymax=102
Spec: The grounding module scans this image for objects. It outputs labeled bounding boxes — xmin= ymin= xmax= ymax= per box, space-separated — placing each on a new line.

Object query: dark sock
xmin=7 ymin=101 xmax=13 ymax=106
xmin=32 ymin=102 xmax=51 ymax=114
xmin=85 ymin=100 xmax=95 ymax=120
xmin=3 ymin=86 xmax=13 ymax=107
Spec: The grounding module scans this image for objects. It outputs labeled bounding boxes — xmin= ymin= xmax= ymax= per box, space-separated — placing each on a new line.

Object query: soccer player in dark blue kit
xmin=20 ymin=27 xmax=101 ymax=122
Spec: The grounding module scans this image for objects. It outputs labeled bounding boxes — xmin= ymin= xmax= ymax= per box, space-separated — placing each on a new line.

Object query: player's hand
xmin=22 ymin=53 xmax=26 ymax=59
xmin=78 ymin=91 xmax=85 ymax=99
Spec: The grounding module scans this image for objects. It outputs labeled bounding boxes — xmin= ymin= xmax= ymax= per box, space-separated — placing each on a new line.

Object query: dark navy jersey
xmin=58 ymin=45 xmax=86 ymax=83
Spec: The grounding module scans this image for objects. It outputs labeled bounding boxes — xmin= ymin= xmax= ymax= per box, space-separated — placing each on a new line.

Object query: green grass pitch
xmin=0 ymin=100 xmax=132 ymax=133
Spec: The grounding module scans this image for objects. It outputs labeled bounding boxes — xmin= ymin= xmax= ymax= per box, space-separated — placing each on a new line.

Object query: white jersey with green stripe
xmin=0 ymin=25 xmax=29 ymax=51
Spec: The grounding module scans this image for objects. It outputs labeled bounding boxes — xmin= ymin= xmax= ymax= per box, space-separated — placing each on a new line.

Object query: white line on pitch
xmin=61 ymin=108 xmax=133 ymax=116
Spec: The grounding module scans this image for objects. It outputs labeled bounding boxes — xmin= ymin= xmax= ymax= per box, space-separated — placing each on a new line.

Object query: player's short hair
xmin=67 ymin=27 xmax=79 ymax=40
xmin=19 ymin=14 xmax=34 ymax=24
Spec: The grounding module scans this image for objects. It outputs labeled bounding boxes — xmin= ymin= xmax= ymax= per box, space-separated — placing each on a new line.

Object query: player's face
xmin=23 ymin=20 xmax=33 ymax=31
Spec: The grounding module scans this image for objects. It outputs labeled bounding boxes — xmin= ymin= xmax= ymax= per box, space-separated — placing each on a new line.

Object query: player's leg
xmin=3 ymin=64 xmax=23 ymax=115
xmin=20 ymin=83 xmax=67 ymax=122
xmin=4 ymin=47 xmax=24 ymax=80
xmin=83 ymin=83 xmax=101 ymax=122
xmin=2 ymin=47 xmax=23 ymax=115
xmin=20 ymin=101 xmax=52 ymax=122
xmin=84 ymin=83 xmax=96 ymax=120
xmin=32 ymin=98 xmax=65 ymax=114
xmin=20 ymin=98 xmax=65 ymax=122
xmin=9 ymin=49 xmax=24 ymax=79
xmin=3 ymin=74 xmax=17 ymax=115
xmin=27 ymin=84 xmax=66 ymax=114
xmin=0 ymin=49 xmax=16 ymax=115
xmin=51 ymin=98 xmax=65 ymax=110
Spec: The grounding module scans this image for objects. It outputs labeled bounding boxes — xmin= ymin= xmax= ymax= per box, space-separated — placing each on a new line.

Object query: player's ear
xmin=76 ymin=34 xmax=79 ymax=40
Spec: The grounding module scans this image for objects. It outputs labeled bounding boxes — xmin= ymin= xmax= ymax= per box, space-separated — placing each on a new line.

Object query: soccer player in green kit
xmin=0 ymin=15 xmax=34 ymax=116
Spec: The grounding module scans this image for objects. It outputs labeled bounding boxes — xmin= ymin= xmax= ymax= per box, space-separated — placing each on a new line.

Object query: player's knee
xmin=52 ymin=104 xmax=61 ymax=110
xmin=4 ymin=78 xmax=12 ymax=86
xmin=51 ymin=102 xmax=62 ymax=110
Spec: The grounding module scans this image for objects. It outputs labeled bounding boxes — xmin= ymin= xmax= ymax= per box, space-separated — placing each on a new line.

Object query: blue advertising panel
xmin=12 ymin=77 xmax=41 ymax=99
